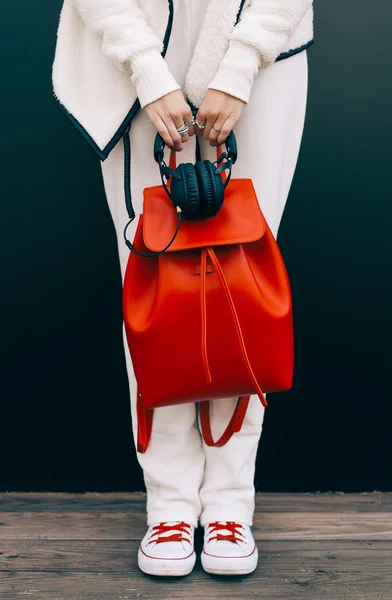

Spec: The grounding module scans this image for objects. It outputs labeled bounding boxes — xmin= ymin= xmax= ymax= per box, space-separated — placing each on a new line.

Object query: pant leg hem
xmin=199 ymin=511 xmax=253 ymax=527
xmin=147 ymin=512 xmax=199 ymax=529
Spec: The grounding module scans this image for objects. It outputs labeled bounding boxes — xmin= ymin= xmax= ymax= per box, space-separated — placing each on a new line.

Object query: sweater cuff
xmin=130 ymin=49 xmax=181 ymax=108
xmin=207 ymin=41 xmax=261 ymax=104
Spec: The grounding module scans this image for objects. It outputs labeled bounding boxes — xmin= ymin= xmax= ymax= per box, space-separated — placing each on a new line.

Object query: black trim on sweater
xmin=54 ymin=0 xmax=174 ymax=161
xmin=276 ymin=39 xmax=314 ymax=62
xmin=53 ymin=0 xmax=312 ymax=161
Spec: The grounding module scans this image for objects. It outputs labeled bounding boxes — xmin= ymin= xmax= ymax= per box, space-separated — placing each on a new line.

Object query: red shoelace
xmin=148 ymin=522 xmax=191 ymax=545
xmin=208 ymin=521 xmax=244 ymax=543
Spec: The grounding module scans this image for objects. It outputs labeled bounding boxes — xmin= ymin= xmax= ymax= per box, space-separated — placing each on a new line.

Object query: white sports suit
xmin=99 ymin=0 xmax=309 ymax=527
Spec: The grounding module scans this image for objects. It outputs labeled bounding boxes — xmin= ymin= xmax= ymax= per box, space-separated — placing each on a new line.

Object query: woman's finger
xmin=151 ymin=114 xmax=174 ymax=149
xmin=170 ymin=110 xmax=190 ymax=146
xmin=195 ymin=109 xmax=207 ymax=137
xmin=217 ymin=114 xmax=238 ymax=145
xmin=161 ymin=113 xmax=184 ymax=151
xmin=203 ymin=112 xmax=219 ymax=141
xmin=183 ymin=106 xmax=195 ymax=137
xmin=208 ymin=115 xmax=227 ymax=147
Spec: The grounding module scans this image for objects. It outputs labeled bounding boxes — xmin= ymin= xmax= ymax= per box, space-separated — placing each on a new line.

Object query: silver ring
xmin=177 ymin=124 xmax=189 ymax=137
xmin=212 ymin=126 xmax=222 ymax=133
xmin=184 ymin=117 xmax=197 ymax=128
xmin=196 ymin=120 xmax=206 ymax=130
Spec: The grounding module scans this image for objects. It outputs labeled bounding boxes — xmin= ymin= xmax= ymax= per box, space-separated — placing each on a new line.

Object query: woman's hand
xmin=196 ymin=90 xmax=245 ymax=146
xmin=144 ymin=90 xmax=194 ymax=152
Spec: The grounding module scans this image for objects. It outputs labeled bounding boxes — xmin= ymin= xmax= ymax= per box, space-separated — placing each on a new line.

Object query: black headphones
xmin=123 ymin=128 xmax=238 ymax=257
xmin=154 ymin=129 xmax=238 ymax=221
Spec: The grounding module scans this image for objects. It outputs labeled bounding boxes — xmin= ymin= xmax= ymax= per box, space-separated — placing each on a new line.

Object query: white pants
xmin=101 ymin=0 xmax=308 ymax=528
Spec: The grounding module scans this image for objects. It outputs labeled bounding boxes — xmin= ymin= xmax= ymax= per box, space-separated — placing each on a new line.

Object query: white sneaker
xmin=138 ymin=521 xmax=196 ymax=577
xmin=201 ymin=521 xmax=258 ymax=575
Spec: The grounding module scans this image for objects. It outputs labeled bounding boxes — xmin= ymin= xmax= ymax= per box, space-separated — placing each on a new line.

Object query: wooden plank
xmin=0 ymin=539 xmax=391 ymax=571
xmin=0 ymin=541 xmax=392 ymax=599
xmin=0 ymin=512 xmax=146 ymax=541
xmin=1 ymin=491 xmax=392 ymax=513
xmin=0 ymin=512 xmax=391 ymax=541
xmin=253 ymin=512 xmax=392 ymax=541
xmin=0 ymin=493 xmax=148 ymax=513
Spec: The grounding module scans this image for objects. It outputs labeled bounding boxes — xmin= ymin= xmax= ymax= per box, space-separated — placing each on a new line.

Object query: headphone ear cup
xmin=196 ymin=160 xmax=224 ymax=217
xmin=183 ymin=163 xmax=201 ymax=220
xmin=195 ymin=161 xmax=214 ymax=217
xmin=170 ymin=163 xmax=201 ymax=220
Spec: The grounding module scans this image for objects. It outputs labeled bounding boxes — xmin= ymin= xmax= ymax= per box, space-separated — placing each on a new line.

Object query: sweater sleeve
xmin=208 ymin=0 xmax=312 ymax=104
xmin=74 ymin=0 xmax=180 ymax=107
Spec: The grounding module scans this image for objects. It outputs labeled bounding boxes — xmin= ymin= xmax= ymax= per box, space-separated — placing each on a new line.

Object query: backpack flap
xmin=142 ymin=178 xmax=265 ymax=253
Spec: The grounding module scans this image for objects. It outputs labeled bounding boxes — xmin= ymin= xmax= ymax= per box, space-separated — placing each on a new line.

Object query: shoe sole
xmin=201 ymin=547 xmax=258 ymax=576
xmin=138 ymin=549 xmax=196 ymax=577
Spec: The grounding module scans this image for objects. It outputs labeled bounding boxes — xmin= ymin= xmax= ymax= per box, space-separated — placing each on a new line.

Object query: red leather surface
xmin=123 ymin=178 xmax=294 ymax=451
xmin=143 ymin=179 xmax=265 ymax=252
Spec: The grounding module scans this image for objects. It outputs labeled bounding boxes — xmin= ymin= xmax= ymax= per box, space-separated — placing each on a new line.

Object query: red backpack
xmin=122 ymin=135 xmax=294 ymax=452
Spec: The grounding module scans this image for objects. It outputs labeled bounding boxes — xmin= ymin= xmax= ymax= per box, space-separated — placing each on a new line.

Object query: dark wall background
xmin=1 ymin=1 xmax=391 ymax=492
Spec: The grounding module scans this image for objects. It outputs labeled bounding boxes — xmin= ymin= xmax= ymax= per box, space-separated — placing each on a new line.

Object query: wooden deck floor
xmin=0 ymin=492 xmax=392 ymax=599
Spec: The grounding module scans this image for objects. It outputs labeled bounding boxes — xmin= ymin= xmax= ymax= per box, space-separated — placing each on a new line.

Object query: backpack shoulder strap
xmin=199 ymin=396 xmax=250 ymax=447
xmin=136 ymin=388 xmax=154 ymax=453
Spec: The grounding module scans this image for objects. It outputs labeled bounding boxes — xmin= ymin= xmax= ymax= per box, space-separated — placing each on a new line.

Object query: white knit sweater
xmin=53 ymin=0 xmax=314 ymax=158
